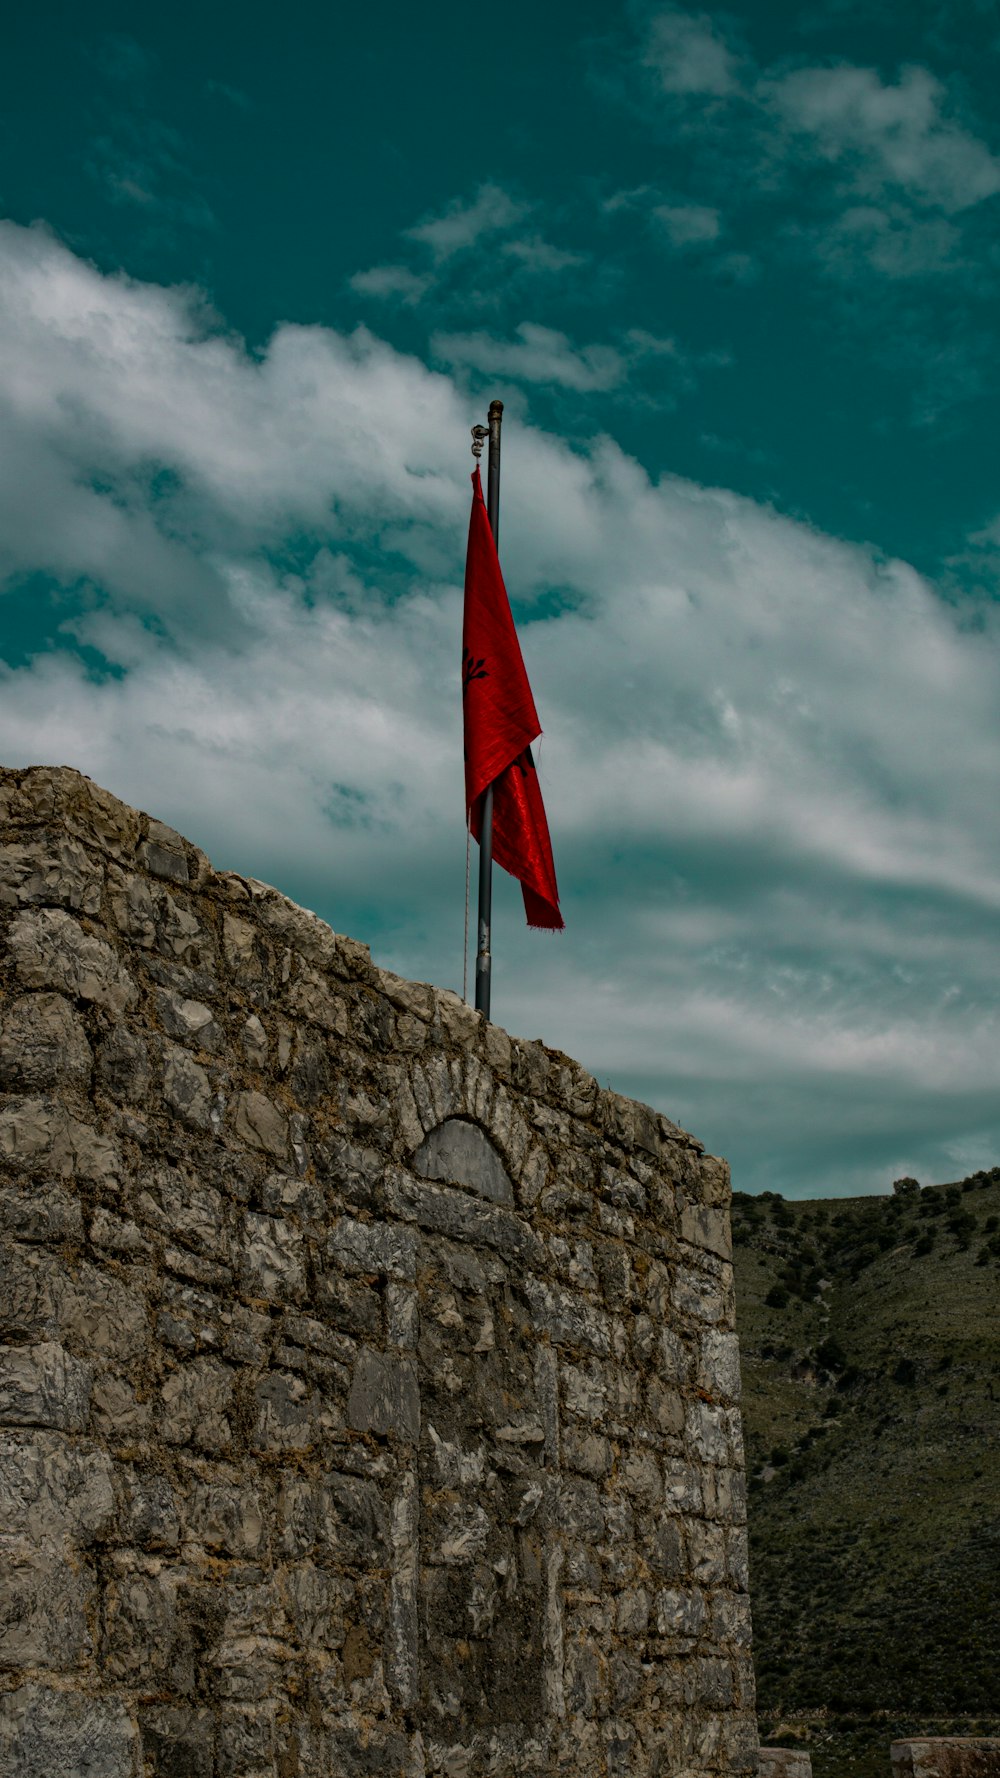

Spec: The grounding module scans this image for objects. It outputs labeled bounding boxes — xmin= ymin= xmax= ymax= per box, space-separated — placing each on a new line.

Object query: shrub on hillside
xmin=816 ymin=1335 xmax=847 ymax=1372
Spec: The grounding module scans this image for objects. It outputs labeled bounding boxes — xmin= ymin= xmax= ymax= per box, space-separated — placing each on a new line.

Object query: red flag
xmin=462 ymin=467 xmax=563 ymax=930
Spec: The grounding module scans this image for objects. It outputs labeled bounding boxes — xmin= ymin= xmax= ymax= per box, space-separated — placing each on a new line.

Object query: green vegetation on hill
xmin=732 ymin=1169 xmax=1000 ymax=1777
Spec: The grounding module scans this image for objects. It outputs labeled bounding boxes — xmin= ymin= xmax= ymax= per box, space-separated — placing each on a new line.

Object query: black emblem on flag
xmin=462 ymin=648 xmax=489 ymax=694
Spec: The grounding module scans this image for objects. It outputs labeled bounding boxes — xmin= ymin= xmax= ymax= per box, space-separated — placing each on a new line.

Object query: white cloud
xmin=765 ymin=62 xmax=1000 ymax=213
xmin=500 ymin=237 xmax=588 ymax=274
xmin=652 ymin=202 xmax=722 ymax=245
xmin=406 ymin=182 xmax=529 ymax=260
xmin=800 ymin=201 xmax=964 ymax=279
xmin=348 ymin=263 xmax=432 ymax=303
xmin=642 ymin=8 xmax=740 ymax=96
xmin=626 ymin=13 xmax=1000 ymax=283
xmin=2 ymin=220 xmax=1000 ymax=1194
xmin=349 ymin=189 xmax=588 ymax=311
xmin=432 ymin=322 xmax=702 ymax=397
xmin=432 ymin=323 xmax=627 ymax=392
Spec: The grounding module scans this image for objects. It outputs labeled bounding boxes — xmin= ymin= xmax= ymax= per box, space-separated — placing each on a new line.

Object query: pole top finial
xmin=488 ymin=399 xmax=504 ymax=421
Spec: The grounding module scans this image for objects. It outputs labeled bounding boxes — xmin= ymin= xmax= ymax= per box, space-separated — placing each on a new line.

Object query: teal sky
xmin=2 ymin=1 xmax=999 ymax=1195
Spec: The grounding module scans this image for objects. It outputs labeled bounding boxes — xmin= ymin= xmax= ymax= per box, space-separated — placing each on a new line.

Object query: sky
xmin=1 ymin=1 xmax=999 ymax=1198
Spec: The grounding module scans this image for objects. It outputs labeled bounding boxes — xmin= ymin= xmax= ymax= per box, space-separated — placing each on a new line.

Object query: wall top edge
xmin=0 ymin=761 xmax=711 ymax=1167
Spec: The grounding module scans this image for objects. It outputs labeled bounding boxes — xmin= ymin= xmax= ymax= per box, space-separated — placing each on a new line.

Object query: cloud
xmin=348 ymin=264 xmax=432 ymax=304
xmin=652 ymin=202 xmax=722 ymax=245
xmin=350 ymin=185 xmax=590 ymax=312
xmin=432 ymin=323 xmax=628 ymax=392
xmin=349 ymin=238 xmax=585 ymax=309
xmin=795 ymin=201 xmax=965 ymax=280
xmin=500 ymin=237 xmax=588 ymax=274
xmin=405 ymin=182 xmax=529 ymax=261
xmin=431 ymin=323 xmax=708 ymax=402
xmin=642 ymin=7 xmax=741 ymax=95
xmin=86 ymin=96 xmax=216 ymax=234
xmin=2 ymin=220 xmax=1000 ymax=1195
xmin=622 ymin=10 xmax=1000 ymax=284
xmin=765 ymin=62 xmax=1000 ymax=213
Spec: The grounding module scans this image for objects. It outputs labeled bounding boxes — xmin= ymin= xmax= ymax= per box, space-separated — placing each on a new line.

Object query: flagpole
xmin=475 ymin=398 xmax=503 ymax=1018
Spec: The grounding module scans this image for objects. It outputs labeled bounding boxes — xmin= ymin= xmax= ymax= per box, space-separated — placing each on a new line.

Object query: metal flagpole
xmin=474 ymin=398 xmax=503 ymax=1018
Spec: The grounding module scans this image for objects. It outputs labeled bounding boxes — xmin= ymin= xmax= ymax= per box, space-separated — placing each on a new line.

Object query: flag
xmin=462 ymin=466 xmax=563 ymax=930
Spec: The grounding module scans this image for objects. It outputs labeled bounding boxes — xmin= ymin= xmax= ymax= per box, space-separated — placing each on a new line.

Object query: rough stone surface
xmin=0 ymin=1683 xmax=139 ymax=1777
xmin=892 ymin=1743 xmax=1000 ymax=1778
xmin=413 ymin=1116 xmax=515 ymax=1204
xmin=0 ymin=765 xmax=757 ymax=1778
xmin=759 ymin=1751 xmax=813 ymax=1778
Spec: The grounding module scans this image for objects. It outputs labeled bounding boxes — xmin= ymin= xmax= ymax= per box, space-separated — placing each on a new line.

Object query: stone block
xmin=618 ymin=1446 xmax=662 ymax=1504
xmin=891 ymin=1743 xmax=1000 ymax=1778
xmin=0 ymin=991 xmax=93 ymax=1091
xmin=672 ymin=1262 xmax=729 ymax=1326
xmin=277 ymin=1469 xmax=388 ymax=1566
xmin=699 ymin=1153 xmax=732 ymax=1206
xmin=522 ymin=1275 xmax=611 ymax=1356
xmin=655 ymin=1584 xmax=707 ymax=1637
xmin=282 ymin=1560 xmax=351 ymax=1648
xmin=141 ymin=1707 xmax=215 ymax=1778
xmin=0 ymin=1541 xmax=95 ymax=1667
xmin=412 ymin=1116 xmax=514 ymax=1204
xmin=233 ymin=1091 xmax=289 ymax=1159
xmin=60 ymin=1261 xmax=148 ymax=1360
xmin=0 ymin=1181 xmax=84 ymax=1244
xmin=615 ymin=1585 xmax=651 ymax=1635
xmin=698 ymin=1329 xmax=742 ymax=1403
xmin=348 ymin=1348 xmax=420 ymax=1439
xmin=217 ymin=1703 xmax=277 ymax=1777
xmin=387 ymin=1168 xmax=543 ymax=1266
xmin=0 ymin=834 xmax=103 ymax=913
xmin=662 ymin=1458 xmax=703 ymax=1514
xmin=160 ymin=1357 xmax=234 ymax=1451
xmin=686 ymin=1397 xmax=731 ymax=1464
xmin=241 ymin=1013 xmax=268 ymax=1066
xmin=122 ymin=1469 xmax=181 ymax=1549
xmin=328 ymin=1214 xmax=418 ymax=1281
xmin=243 ymin=878 xmax=340 ymax=971
xmin=140 ymin=826 xmax=190 ymax=883
xmin=0 ymin=1430 xmax=116 ymax=1543
xmin=252 ymin=1369 xmax=336 ymax=1451
xmin=284 ymin=965 xmax=349 ymax=1036
xmin=91 ymin=1372 xmax=152 ymax=1444
xmin=162 ymin=1042 xmax=216 ymax=1128
xmin=0 ymin=1096 xmax=123 ymax=1187
xmin=689 ymin=1518 xmax=729 ymax=1585
xmin=646 ymin=1374 xmax=685 ymax=1436
xmin=96 ymin=1022 xmax=150 ymax=1101
xmin=8 ymin=906 xmax=136 ymax=1010
xmin=0 ymin=1339 xmax=92 ymax=1429
xmin=113 ymin=876 xmax=210 ymax=968
xmin=0 ymin=1684 xmax=139 ymax=1778
xmin=236 ymin=1210 xmax=306 ymax=1303
xmin=102 ymin=1566 xmax=177 ymax=1681
xmin=681 ymin=1201 xmax=733 ymax=1262
xmin=759 ymin=1751 xmax=813 ymax=1778
xmin=138 ymin=1164 xmax=225 ymax=1253
xmin=378 ymin=969 xmax=435 ymax=1021
xmin=185 ymin=1477 xmax=267 ymax=1558
xmin=0 ymin=1246 xmax=58 ymax=1341
xmin=727 ymin=1526 xmax=751 ymax=1591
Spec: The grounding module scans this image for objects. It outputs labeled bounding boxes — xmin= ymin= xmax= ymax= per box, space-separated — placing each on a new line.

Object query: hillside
xmin=733 ymin=1169 xmax=1000 ymax=1778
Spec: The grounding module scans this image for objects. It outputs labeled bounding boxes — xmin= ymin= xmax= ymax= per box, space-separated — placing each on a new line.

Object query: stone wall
xmin=0 ymin=766 xmax=757 ymax=1778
